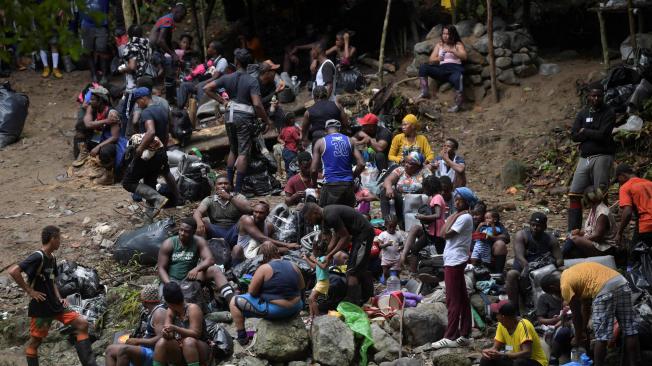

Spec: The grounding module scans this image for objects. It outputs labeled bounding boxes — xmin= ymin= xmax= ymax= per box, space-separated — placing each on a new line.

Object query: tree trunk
xmin=451 ymin=0 xmax=457 ymax=24
xmin=627 ymin=0 xmax=637 ymax=50
xmin=189 ymin=0 xmax=205 ymax=60
xmin=487 ymin=0 xmax=498 ymax=103
xmin=378 ymin=0 xmax=392 ymax=86
xmin=133 ymin=0 xmax=140 ymax=25
xmin=121 ymin=0 xmax=133 ymax=28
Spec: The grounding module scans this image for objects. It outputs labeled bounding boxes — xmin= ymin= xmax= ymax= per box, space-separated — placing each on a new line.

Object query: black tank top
xmin=308 ymin=100 xmax=341 ymax=140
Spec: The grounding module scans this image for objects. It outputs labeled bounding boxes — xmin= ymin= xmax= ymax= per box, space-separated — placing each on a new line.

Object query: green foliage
xmin=137 ymin=0 xmax=170 ymax=26
xmin=109 ymin=284 xmax=142 ymax=329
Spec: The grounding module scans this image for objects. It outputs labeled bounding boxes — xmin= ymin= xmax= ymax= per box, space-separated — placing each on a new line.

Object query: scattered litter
xmin=0 ymin=212 xmax=31 ymax=219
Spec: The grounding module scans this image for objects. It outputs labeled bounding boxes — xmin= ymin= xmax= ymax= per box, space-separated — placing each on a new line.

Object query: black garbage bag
xmin=337 ymin=67 xmax=365 ymax=94
xmin=113 ymin=218 xmax=175 ymax=265
xmin=242 ymin=172 xmax=282 ymax=197
xmin=629 ymin=241 xmax=652 ymax=292
xmin=603 ymin=64 xmax=640 ymax=89
xmin=62 ymin=293 xmax=107 ymax=341
xmin=231 ymin=255 xmax=264 ymax=279
xmin=283 ymin=250 xmax=315 ymax=285
xmin=604 ymin=84 xmax=635 ymax=113
xmin=177 ymin=159 xmax=211 ymax=202
xmin=247 ymin=157 xmax=269 ymax=175
xmin=0 ymin=82 xmax=29 ymax=148
xmin=208 ymin=238 xmax=231 ymax=268
xmin=205 ymin=320 xmax=234 ymax=361
xmin=269 ymin=204 xmax=300 ymax=243
xmin=56 ymin=261 xmax=102 ymax=299
xmin=317 ymin=269 xmax=348 ymax=313
xmin=170 ymin=108 xmax=193 ymax=146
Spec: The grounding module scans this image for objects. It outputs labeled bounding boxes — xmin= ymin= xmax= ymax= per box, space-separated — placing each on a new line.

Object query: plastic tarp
xmin=113 ymin=218 xmax=175 ymax=265
xmin=0 ymin=82 xmax=29 ymax=148
xmin=337 ymin=301 xmax=374 ymax=366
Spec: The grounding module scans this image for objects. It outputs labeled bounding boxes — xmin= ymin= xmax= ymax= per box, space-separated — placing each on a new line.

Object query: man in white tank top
xmin=311 ymin=42 xmax=337 ymax=101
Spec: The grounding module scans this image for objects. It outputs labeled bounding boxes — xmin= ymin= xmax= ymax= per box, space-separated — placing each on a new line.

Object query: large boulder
xmin=497 ymin=69 xmax=519 ymax=85
xmin=426 ymin=25 xmax=443 ymax=41
xmin=501 ymin=160 xmax=527 ymax=188
xmin=473 ymin=23 xmax=486 ymax=38
xmin=464 ymin=64 xmax=483 ymax=75
xmin=414 ymin=40 xmax=435 ymax=55
xmin=508 ymin=29 xmax=535 ymax=52
xmin=481 ymin=66 xmax=502 ymax=78
xmin=466 ymin=48 xmax=485 ymax=65
xmin=495 ymin=57 xmax=512 ymax=69
xmin=311 ymin=315 xmax=355 ymax=366
xmin=380 ymin=358 xmax=423 ymax=366
xmin=621 ymin=33 xmax=652 ymax=60
xmin=515 ymin=64 xmax=538 ymax=78
xmin=473 ymin=32 xmax=510 ymax=54
xmin=389 ymin=302 xmax=447 ymax=347
xmin=455 ymin=20 xmax=476 ymax=38
xmin=511 ymin=53 xmax=531 ymax=65
xmin=492 ymin=17 xmax=507 ymax=31
xmin=251 ymin=317 xmax=310 ymax=362
xmin=371 ymin=323 xmax=400 ymax=363
xmin=431 ymin=352 xmax=472 ymax=366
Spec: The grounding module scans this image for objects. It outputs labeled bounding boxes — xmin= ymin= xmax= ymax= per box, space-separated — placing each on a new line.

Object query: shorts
xmin=569 ymin=155 xmax=614 ymax=194
xmin=319 ymin=182 xmax=356 ymax=207
xmin=471 ymin=241 xmax=492 ymax=264
xmin=381 ymin=256 xmax=400 ymax=270
xmin=347 ymin=234 xmax=373 ymax=276
xmin=81 ymin=26 xmax=109 ymax=53
xmin=30 ymin=310 xmax=80 ymax=338
xmin=226 ymin=115 xmax=255 ymax=156
xmin=592 ymin=284 xmax=640 ymax=341
xmin=314 ymin=280 xmax=329 ymax=295
xmin=130 ymin=347 xmax=154 ymax=366
xmin=234 ymin=293 xmax=303 ymax=319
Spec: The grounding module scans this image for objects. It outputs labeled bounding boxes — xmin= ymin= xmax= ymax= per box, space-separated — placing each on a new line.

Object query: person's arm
xmin=325 ymin=45 xmax=338 ymax=57
xmin=388 ymin=135 xmax=403 ymax=163
xmin=90 ymin=119 xmax=120 ymax=157
xmin=513 ymin=230 xmax=528 ymax=272
xmin=538 ymin=314 xmax=561 ymax=326
xmin=429 ymin=43 xmax=441 ymax=64
xmin=301 ymin=110 xmax=311 ymax=148
xmin=482 ymin=340 xmax=505 ymax=360
xmin=241 ymin=216 xmax=292 ymax=248
xmin=129 ymin=308 xmax=166 ymax=347
xmin=186 ymin=237 xmax=215 ymax=280
xmin=157 ymin=239 xmax=173 ymax=284
xmin=506 ymin=341 xmax=533 ymax=360
xmin=251 ymin=94 xmax=272 ymax=129
xmin=315 ymin=257 xmax=329 ymax=270
xmin=285 ymin=185 xmax=305 ymax=206
xmin=327 ymin=225 xmax=351 ymax=260
xmin=443 ymin=212 xmax=463 ymax=238
xmin=617 ymin=205 xmax=633 ymax=245
xmin=231 ymin=194 xmax=253 ymax=214
xmin=569 ymin=296 xmax=587 ymax=343
xmin=351 ymin=138 xmax=365 ymax=178
xmin=340 ymin=108 xmax=350 ymax=132
xmin=84 ymin=105 xmax=116 ymax=130
xmin=441 ymin=152 xmax=465 ymax=174
xmin=383 ymin=170 xmax=400 ymax=199
xmin=8 ymin=263 xmax=45 ymax=301
xmin=310 ymin=140 xmax=324 ymax=183
xmin=247 ymin=264 xmax=270 ymax=297
xmin=202 ymin=79 xmax=227 ymax=105
xmin=170 ymin=304 xmax=203 ymax=339
xmin=368 ymin=135 xmax=389 ymax=153
xmin=193 ymin=202 xmax=209 ymax=236
xmin=156 ymin=28 xmax=176 ymax=61
xmin=450 ymin=42 xmax=467 ymax=61
xmin=578 ymin=109 xmax=615 ymax=142
xmin=493 ymin=225 xmax=510 ymax=242
xmin=416 ymin=204 xmax=441 ymax=223
xmin=570 ymin=111 xmax=586 ymax=142
xmin=136 ymin=119 xmax=156 ymax=157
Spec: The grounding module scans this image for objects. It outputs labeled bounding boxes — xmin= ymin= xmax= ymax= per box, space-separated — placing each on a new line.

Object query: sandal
xmin=431 ymin=338 xmax=458 ymax=349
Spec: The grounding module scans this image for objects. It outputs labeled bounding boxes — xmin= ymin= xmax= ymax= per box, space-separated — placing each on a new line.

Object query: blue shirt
xmin=316 ymin=256 xmax=328 ymax=282
xmin=80 ymin=0 xmax=109 ymax=28
xmin=322 ymin=133 xmax=353 ymax=183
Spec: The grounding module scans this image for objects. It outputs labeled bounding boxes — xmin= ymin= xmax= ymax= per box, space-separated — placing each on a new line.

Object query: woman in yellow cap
xmin=388 ymin=114 xmax=435 ymax=165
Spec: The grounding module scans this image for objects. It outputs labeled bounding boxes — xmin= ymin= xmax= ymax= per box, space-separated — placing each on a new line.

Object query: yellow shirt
xmin=560 ymin=262 xmax=620 ymax=302
xmin=388 ymin=134 xmax=435 ymax=163
xmin=495 ymin=319 xmax=548 ymax=366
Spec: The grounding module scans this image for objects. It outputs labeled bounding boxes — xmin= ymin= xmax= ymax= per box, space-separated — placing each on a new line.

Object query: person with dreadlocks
xmin=229 ymin=242 xmax=305 ymax=345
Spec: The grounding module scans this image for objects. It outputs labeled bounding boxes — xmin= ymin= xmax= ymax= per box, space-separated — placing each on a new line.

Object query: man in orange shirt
xmin=614 ymin=163 xmax=652 ymax=247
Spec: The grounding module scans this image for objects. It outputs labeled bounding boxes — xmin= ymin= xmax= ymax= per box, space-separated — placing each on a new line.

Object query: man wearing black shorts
xmin=204 ymin=48 xmax=272 ymax=194
xmin=80 ymin=0 xmax=110 ymax=83
xmin=302 ymin=203 xmax=375 ymax=305
xmin=122 ymin=87 xmax=174 ymax=218
xmin=150 ymin=3 xmax=187 ymax=105
xmin=8 ymin=226 xmax=98 ymax=366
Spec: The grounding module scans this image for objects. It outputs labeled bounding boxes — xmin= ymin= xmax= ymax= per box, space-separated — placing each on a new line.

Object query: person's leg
xmin=418 ymin=63 xmax=438 ymax=98
xmin=25 ymin=336 xmax=43 ymax=366
xmin=233 ymin=117 xmax=253 ymax=193
xmin=67 ymin=313 xmax=98 ymax=366
xmin=594 ymin=341 xmax=608 ymax=366
xmin=39 ymin=49 xmax=50 ymax=77
xmin=551 ymin=326 xmax=573 ymax=361
xmin=206 ymin=265 xmax=234 ymax=303
xmin=591 ymin=155 xmax=614 ymax=193
xmin=568 ymin=158 xmax=590 ymax=231
xmin=456 ymin=265 xmax=472 ymax=338
xmin=309 ymin=289 xmax=319 ymax=318
xmin=627 ymin=78 xmax=652 ymax=114
xmin=152 ymin=337 xmax=184 ymax=366
xmin=492 ymin=240 xmax=508 ymax=274
xmin=374 ymin=151 xmax=388 ymax=171
xmin=115 ymin=345 xmax=146 ymax=366
xmin=443 ymin=265 xmax=462 ymax=340
xmin=505 ymin=269 xmax=521 ymax=310
xmin=105 ymin=344 xmax=119 ymax=366
xmin=50 ymin=43 xmax=62 ymax=78
xmin=446 ymin=64 xmax=464 ymax=112
xmin=231 ymin=245 xmax=244 ymax=265
xmin=180 ymin=337 xmax=200 ymax=365
xmin=613 ymin=285 xmax=641 ymax=366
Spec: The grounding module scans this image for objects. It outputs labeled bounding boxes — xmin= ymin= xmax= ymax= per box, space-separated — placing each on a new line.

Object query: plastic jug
xmin=387 ymin=271 xmax=401 ymax=292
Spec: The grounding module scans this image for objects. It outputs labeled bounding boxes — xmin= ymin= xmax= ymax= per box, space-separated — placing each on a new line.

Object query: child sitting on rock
xmin=471 ymin=210 xmax=504 ymax=267
xmin=304 ymin=238 xmax=330 ymax=318
xmin=377 ymin=215 xmax=407 ymax=282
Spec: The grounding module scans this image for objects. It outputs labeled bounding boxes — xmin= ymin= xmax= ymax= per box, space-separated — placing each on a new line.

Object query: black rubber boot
xmin=74 ymin=339 xmax=98 ymax=366
xmin=26 ymin=357 xmax=39 ymax=366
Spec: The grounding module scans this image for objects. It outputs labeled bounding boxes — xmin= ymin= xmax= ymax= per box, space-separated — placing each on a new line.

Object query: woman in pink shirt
xmin=400 ymin=175 xmax=448 ymax=272
xmin=418 ymin=25 xmax=467 ymax=112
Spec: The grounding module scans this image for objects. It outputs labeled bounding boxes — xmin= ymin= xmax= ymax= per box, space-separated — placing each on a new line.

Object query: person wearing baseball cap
xmin=505 ymin=212 xmax=562 ymax=311
xmin=104 ymin=285 xmax=167 ymax=366
xmin=614 ymin=163 xmax=652 ymax=247
xmin=352 ymin=113 xmax=392 ymax=170
xmin=311 ymin=119 xmax=365 ymax=207
xmin=257 ymin=59 xmax=285 ymax=130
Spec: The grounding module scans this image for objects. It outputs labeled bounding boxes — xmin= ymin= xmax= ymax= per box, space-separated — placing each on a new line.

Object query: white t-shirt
xmin=378 ymin=230 xmax=407 ymax=262
xmin=443 ymin=212 xmax=473 ymax=266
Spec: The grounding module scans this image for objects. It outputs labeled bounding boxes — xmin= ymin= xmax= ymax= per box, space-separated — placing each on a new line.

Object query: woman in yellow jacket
xmin=388 ymin=114 xmax=435 ymax=164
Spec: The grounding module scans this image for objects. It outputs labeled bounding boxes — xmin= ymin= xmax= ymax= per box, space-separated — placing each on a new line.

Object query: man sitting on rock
xmin=157 ymin=217 xmax=235 ymax=304
xmin=232 ymin=201 xmax=299 ymax=264
xmin=284 ymin=151 xmax=316 ymax=206
xmin=193 ymin=175 xmax=251 ymax=247
xmin=105 ymin=285 xmax=167 ymax=366
xmin=351 ymin=113 xmax=392 ymax=171
xmin=506 ymin=212 xmax=562 ymax=311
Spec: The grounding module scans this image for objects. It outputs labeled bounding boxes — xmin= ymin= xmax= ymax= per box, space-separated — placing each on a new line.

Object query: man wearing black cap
xmin=506 ymin=212 xmax=562 ymax=310
xmin=149 ymin=3 xmax=187 ymax=104
xmin=614 ymin=163 xmax=652 ymax=247
xmin=480 ymin=302 xmax=549 ymax=366
xmin=122 ymin=87 xmax=172 ymax=218
xmin=311 ymin=119 xmax=365 ymax=207
xmin=568 ymin=88 xmax=616 ymax=232
xmin=203 ymin=48 xmax=272 ymax=194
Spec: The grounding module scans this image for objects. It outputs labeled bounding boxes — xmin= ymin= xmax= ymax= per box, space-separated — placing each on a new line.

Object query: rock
xmin=511 ymin=53 xmax=531 ymax=65
xmin=470 ymin=75 xmax=483 ymax=85
xmin=504 ymin=48 xmax=513 ymax=57
xmin=495 ymin=57 xmax=512 ymax=69
xmin=371 ymin=323 xmax=400 ymax=363
xmin=389 ymin=302 xmax=447 ymax=347
xmin=501 ymin=160 xmax=527 ymax=188
xmin=406 ymin=65 xmax=418 ymax=77
xmin=82 ymin=217 xmax=92 ymax=226
xmin=473 ymin=32 xmax=511 ymax=54
xmin=514 ymin=64 xmax=538 ymax=78
xmin=252 ymin=317 xmax=309 ymax=362
xmin=100 ymin=239 xmax=114 ymax=249
xmin=380 ymin=358 xmax=423 ymax=366
xmin=493 ymin=17 xmax=507 ymax=31
xmin=431 ymin=353 xmax=472 ymax=366
xmin=483 ymin=79 xmax=492 ymax=89
xmin=469 ymin=294 xmax=486 ymax=317
xmin=238 ymin=356 xmax=270 ymax=366
xmin=287 ymin=362 xmax=309 ymax=366
xmin=539 ymin=63 xmax=560 ymax=76
xmin=464 ymin=64 xmax=483 ymax=74
xmin=519 ymin=47 xmax=529 ymax=53
xmin=497 ymin=69 xmax=519 ymax=85
xmin=426 ymin=25 xmax=443 ymax=40
xmin=472 ymin=23 xmax=486 ymax=38
xmin=466 ymin=48 xmax=485 ymax=65
xmin=414 ymin=40 xmax=434 ymax=55
xmin=311 ymin=315 xmax=355 ymax=366
xmin=621 ymin=33 xmax=652 ymax=60
xmin=455 ymin=19 xmax=475 ymax=38
xmin=439 ymin=83 xmax=452 ymax=93
xmin=493 ymin=48 xmax=505 ymax=57
xmin=508 ymin=29 xmax=535 ymax=52
xmin=548 ymin=186 xmax=568 ymax=196
xmin=481 ymin=66 xmax=502 ymax=79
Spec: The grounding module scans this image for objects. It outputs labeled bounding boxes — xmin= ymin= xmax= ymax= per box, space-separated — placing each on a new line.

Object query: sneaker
xmin=431 ymin=338 xmax=459 ymax=349
xmin=41 ymin=66 xmax=51 ymax=78
xmin=455 ymin=336 xmax=471 ymax=347
xmin=52 ymin=68 xmax=63 ymax=79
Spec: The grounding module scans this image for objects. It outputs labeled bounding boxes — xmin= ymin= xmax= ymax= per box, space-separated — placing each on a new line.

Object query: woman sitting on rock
xmin=418 ymin=24 xmax=467 ymax=112
xmin=387 ymin=114 xmax=435 ymax=165
xmin=229 ymin=242 xmax=305 ymax=346
xmin=381 ymin=151 xmax=432 ymax=224
xmin=563 ymin=186 xmax=617 ymax=259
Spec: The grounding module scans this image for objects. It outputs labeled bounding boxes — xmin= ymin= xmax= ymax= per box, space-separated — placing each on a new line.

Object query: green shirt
xmin=168 ymin=236 xmax=199 ymax=281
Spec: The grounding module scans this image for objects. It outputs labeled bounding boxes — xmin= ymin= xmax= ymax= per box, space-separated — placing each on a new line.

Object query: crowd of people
xmin=4 ymin=3 xmax=652 ymax=366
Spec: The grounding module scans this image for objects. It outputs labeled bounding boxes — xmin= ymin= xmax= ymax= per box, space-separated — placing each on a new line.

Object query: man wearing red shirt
xmin=284 ymin=151 xmax=315 ymax=206
xmin=614 ymin=163 xmax=652 ymax=247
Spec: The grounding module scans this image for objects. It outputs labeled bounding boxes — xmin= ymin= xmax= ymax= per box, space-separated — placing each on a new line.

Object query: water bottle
xmin=389 ymin=199 xmax=396 ymax=216
xmin=387 ymin=271 xmax=401 ymax=292
xmin=570 ymin=348 xmax=579 ymax=362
